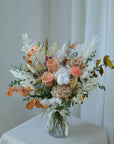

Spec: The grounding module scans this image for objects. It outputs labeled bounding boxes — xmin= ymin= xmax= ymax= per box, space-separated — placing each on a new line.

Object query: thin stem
xmin=33 ymin=53 xmax=44 ymax=71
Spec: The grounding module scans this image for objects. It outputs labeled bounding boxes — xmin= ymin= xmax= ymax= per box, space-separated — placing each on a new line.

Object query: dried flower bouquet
xmin=5 ymin=34 xmax=114 ymax=137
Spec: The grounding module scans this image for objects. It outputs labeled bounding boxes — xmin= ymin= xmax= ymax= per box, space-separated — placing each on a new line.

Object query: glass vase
xmin=47 ymin=108 xmax=70 ymax=138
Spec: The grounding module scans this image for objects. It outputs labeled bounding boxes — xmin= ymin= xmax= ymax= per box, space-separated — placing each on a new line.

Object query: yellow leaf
xmin=44 ymin=38 xmax=48 ymax=55
xmin=96 ymin=59 xmax=101 ymax=67
xmin=84 ymin=96 xmax=88 ymax=101
xmin=103 ymin=55 xmax=114 ymax=69
xmin=91 ymin=71 xmax=97 ymax=78
xmin=70 ymin=76 xmax=78 ymax=90
xmin=77 ymin=88 xmax=82 ymax=95
xmin=99 ymin=66 xmax=104 ymax=76
xmin=78 ymin=94 xmax=83 ymax=102
xmin=38 ymin=42 xmax=40 ymax=47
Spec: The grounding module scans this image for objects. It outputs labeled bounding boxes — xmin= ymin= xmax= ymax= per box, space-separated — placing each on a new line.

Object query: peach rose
xmin=42 ymin=72 xmax=54 ymax=87
xmin=69 ymin=67 xmax=82 ymax=77
xmin=46 ymin=59 xmax=57 ymax=73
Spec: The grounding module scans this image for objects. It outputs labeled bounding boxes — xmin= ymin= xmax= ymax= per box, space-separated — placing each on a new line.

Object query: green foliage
xmin=86 ymin=50 xmax=96 ymax=64
xmin=55 ymin=100 xmax=71 ymax=110
xmin=23 ymin=97 xmax=30 ymax=102
xmin=71 ymin=93 xmax=77 ymax=97
xmin=8 ymin=79 xmax=22 ymax=87
xmin=96 ymin=83 xmax=106 ymax=91
xmin=28 ymin=83 xmax=53 ymax=99
xmin=23 ymin=56 xmax=26 ymax=60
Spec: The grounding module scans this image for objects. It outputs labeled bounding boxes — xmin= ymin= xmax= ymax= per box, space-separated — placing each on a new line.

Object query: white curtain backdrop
xmin=0 ymin=0 xmax=114 ymax=143
xmin=80 ymin=0 xmax=114 ymax=143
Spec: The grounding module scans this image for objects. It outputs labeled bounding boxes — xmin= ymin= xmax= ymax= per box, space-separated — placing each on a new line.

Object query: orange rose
xmin=46 ymin=59 xmax=57 ymax=73
xmin=69 ymin=67 xmax=82 ymax=77
xmin=42 ymin=72 xmax=54 ymax=87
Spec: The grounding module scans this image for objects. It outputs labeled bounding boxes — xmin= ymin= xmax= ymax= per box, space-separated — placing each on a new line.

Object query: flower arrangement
xmin=5 ymin=34 xmax=114 ymax=137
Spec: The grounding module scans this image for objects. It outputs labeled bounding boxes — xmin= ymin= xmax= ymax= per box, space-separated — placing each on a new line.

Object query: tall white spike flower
xmin=62 ymin=43 xmax=67 ymax=54
xmin=83 ymin=36 xmax=99 ymax=60
xmin=10 ymin=69 xmax=34 ymax=81
xmin=75 ymin=36 xmax=99 ymax=60
xmin=47 ymin=43 xmax=57 ymax=57
xmin=26 ymin=64 xmax=36 ymax=73
xmin=21 ymin=33 xmax=36 ymax=52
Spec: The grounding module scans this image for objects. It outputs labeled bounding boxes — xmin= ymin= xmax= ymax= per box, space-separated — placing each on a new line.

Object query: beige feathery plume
xmin=47 ymin=43 xmax=57 ymax=57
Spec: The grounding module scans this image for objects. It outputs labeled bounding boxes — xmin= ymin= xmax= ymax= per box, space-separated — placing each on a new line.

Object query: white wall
xmin=0 ymin=0 xmax=50 ymax=136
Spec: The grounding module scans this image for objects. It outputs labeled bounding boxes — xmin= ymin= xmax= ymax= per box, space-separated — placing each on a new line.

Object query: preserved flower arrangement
xmin=5 ymin=34 xmax=114 ymax=137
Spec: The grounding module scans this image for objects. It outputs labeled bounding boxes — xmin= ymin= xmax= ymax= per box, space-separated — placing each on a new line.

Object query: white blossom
xmin=57 ymin=74 xmax=63 ymax=85
xmin=10 ymin=69 xmax=34 ymax=81
xmin=40 ymin=97 xmax=62 ymax=106
xmin=20 ymin=80 xmax=35 ymax=90
xmin=83 ymin=36 xmax=99 ymax=60
xmin=40 ymin=98 xmax=50 ymax=105
xmin=26 ymin=64 xmax=36 ymax=73
xmin=54 ymin=67 xmax=70 ymax=86
xmin=73 ymin=36 xmax=98 ymax=60
xmin=83 ymin=77 xmax=99 ymax=91
xmin=62 ymin=43 xmax=67 ymax=54
xmin=72 ymin=97 xmax=79 ymax=104
xmin=81 ymin=71 xmax=89 ymax=79
xmin=49 ymin=97 xmax=62 ymax=105
xmin=21 ymin=33 xmax=36 ymax=52
xmin=86 ymin=61 xmax=96 ymax=71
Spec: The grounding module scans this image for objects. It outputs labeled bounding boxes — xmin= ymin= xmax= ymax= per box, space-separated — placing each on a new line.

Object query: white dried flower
xmin=81 ymin=71 xmax=89 ymax=79
xmin=57 ymin=75 xmax=63 ymax=85
xmin=10 ymin=69 xmax=34 ymax=81
xmin=62 ymin=43 xmax=67 ymax=54
xmin=49 ymin=97 xmax=62 ymax=105
xmin=83 ymin=36 xmax=99 ymax=60
xmin=40 ymin=98 xmax=49 ymax=105
xmin=20 ymin=80 xmax=35 ymax=90
xmin=63 ymin=77 xmax=70 ymax=85
xmin=21 ymin=33 xmax=36 ymax=52
xmin=72 ymin=97 xmax=79 ymax=104
xmin=47 ymin=43 xmax=57 ymax=57
xmin=54 ymin=67 xmax=70 ymax=86
xmin=74 ymin=36 xmax=98 ymax=60
xmin=83 ymin=77 xmax=98 ymax=91
xmin=86 ymin=61 xmax=95 ymax=71
xmin=26 ymin=64 xmax=36 ymax=73
xmin=40 ymin=97 xmax=62 ymax=106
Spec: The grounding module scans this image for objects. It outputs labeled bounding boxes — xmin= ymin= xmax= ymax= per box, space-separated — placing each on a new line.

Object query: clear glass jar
xmin=47 ymin=108 xmax=70 ymax=138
